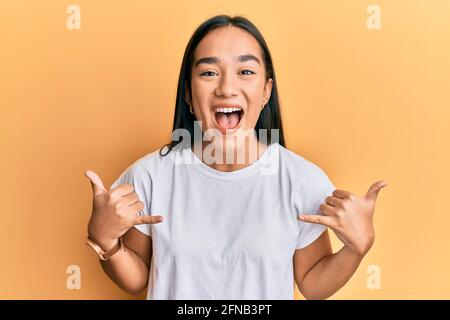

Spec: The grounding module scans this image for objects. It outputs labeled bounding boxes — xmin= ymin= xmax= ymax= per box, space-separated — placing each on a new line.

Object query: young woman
xmin=84 ymin=15 xmax=387 ymax=300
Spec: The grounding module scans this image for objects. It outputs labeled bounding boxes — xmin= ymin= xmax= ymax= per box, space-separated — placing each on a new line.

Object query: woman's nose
xmin=214 ymin=72 xmax=239 ymax=98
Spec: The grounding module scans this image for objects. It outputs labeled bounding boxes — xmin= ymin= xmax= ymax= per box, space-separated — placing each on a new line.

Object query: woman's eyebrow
xmin=238 ymin=54 xmax=260 ymax=65
xmin=194 ymin=54 xmax=261 ymax=67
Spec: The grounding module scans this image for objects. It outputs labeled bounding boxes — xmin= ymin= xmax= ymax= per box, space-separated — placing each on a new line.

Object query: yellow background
xmin=1 ymin=0 xmax=449 ymax=299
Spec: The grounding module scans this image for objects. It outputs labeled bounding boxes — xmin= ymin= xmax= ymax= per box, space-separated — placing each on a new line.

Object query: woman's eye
xmin=240 ymin=69 xmax=255 ymax=75
xmin=199 ymin=70 xmax=255 ymax=77
xmin=200 ymin=71 xmax=217 ymax=77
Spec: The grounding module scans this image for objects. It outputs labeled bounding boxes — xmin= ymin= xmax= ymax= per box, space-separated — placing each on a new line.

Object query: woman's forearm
xmin=299 ymin=245 xmax=364 ymax=300
xmin=99 ymin=244 xmax=150 ymax=295
xmin=297 ymin=181 xmax=387 ymax=299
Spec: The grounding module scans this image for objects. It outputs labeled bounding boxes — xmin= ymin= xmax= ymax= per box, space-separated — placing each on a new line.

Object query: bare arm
xmin=85 ymin=170 xmax=162 ymax=296
xmin=293 ymin=230 xmax=363 ymax=300
xmin=295 ymin=181 xmax=387 ymax=299
xmin=97 ymin=227 xmax=152 ymax=296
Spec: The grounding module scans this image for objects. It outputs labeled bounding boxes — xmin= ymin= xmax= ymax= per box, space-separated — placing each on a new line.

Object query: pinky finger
xmin=132 ymin=214 xmax=164 ymax=226
xmin=298 ymin=214 xmax=335 ymax=228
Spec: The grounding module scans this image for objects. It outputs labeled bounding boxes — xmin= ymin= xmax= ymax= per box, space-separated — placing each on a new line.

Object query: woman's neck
xmin=192 ymin=135 xmax=268 ymax=172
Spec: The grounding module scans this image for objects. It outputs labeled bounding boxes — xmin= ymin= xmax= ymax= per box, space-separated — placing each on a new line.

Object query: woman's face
xmin=186 ymin=25 xmax=273 ymax=146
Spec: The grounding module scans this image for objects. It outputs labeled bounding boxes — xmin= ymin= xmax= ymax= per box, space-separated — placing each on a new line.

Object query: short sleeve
xmin=110 ymin=162 xmax=153 ymax=237
xmin=295 ymin=167 xmax=335 ymax=250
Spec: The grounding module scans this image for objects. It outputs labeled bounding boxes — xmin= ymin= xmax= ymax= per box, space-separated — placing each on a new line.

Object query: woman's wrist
xmin=342 ymin=244 xmax=366 ymax=260
xmin=88 ymin=233 xmax=119 ymax=252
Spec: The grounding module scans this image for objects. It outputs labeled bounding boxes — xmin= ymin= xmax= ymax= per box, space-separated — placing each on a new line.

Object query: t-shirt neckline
xmin=184 ymin=142 xmax=278 ymax=180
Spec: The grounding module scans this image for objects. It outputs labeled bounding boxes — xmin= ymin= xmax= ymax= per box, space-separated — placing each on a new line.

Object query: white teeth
xmin=214 ymin=107 xmax=242 ymax=113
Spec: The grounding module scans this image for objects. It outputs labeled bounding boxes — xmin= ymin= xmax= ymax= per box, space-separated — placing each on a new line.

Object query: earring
xmin=189 ymin=104 xmax=194 ymax=114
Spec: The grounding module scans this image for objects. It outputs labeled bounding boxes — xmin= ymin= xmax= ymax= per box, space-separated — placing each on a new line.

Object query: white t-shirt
xmin=110 ymin=142 xmax=335 ymax=300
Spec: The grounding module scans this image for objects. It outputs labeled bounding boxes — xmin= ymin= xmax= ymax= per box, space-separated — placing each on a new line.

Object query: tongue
xmin=216 ymin=112 xmax=240 ymax=129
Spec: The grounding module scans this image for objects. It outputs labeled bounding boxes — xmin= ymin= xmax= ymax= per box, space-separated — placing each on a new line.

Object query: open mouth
xmin=213 ymin=106 xmax=244 ymax=132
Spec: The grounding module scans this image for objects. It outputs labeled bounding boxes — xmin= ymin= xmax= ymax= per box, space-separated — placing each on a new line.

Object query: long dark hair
xmin=160 ymin=15 xmax=285 ymax=156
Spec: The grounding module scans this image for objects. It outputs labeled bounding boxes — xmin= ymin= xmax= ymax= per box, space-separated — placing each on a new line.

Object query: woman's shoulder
xmin=128 ymin=144 xmax=182 ymax=171
xmin=278 ymin=144 xmax=326 ymax=173
xmin=109 ymin=145 xmax=181 ymax=193
xmin=113 ymin=144 xmax=182 ymax=182
xmin=277 ymin=144 xmax=333 ymax=186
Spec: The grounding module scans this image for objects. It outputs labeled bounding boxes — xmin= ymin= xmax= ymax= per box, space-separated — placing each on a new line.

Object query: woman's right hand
xmin=84 ymin=170 xmax=163 ymax=251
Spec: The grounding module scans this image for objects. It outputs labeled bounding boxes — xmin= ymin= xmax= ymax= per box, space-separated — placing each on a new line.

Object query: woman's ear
xmin=263 ymin=78 xmax=273 ymax=103
xmin=184 ymin=81 xmax=192 ymax=106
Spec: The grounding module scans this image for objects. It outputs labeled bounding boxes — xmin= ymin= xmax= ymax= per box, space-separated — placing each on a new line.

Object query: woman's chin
xmin=212 ymin=127 xmax=255 ymax=150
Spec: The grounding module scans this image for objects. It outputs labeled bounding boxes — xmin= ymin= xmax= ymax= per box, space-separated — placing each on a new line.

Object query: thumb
xmin=84 ymin=170 xmax=107 ymax=197
xmin=365 ymin=180 xmax=388 ymax=202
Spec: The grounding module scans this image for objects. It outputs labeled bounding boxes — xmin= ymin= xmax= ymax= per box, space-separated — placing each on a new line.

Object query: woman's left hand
xmin=298 ymin=180 xmax=388 ymax=257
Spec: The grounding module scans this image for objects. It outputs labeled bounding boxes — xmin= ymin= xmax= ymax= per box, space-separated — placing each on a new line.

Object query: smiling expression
xmin=185 ymin=25 xmax=273 ymax=143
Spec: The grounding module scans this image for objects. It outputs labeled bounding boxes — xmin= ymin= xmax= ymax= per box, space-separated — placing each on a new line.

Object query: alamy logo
xmin=66 ymin=5 xmax=81 ymax=30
